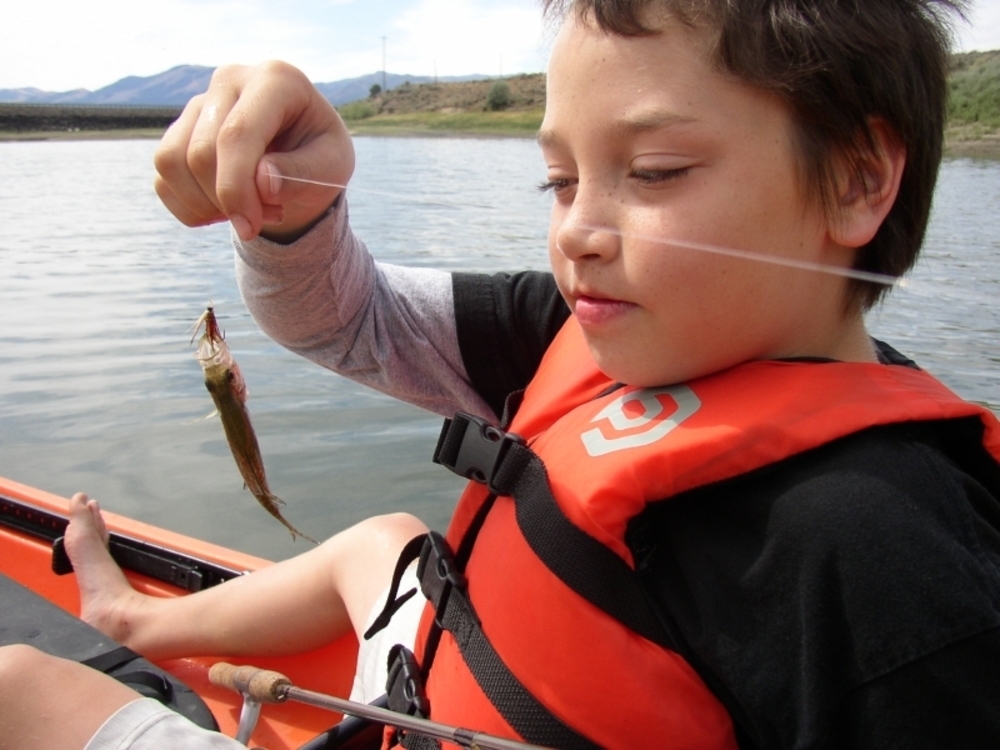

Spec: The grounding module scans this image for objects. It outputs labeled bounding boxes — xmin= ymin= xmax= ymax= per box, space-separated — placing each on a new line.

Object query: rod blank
xmin=209 ymin=662 xmax=553 ymax=750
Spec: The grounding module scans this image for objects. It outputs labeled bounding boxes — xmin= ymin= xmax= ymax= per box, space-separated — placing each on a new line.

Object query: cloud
xmin=2 ymin=0 xmax=323 ymax=90
xmin=956 ymin=0 xmax=1000 ymax=52
xmin=387 ymin=0 xmax=548 ymax=77
xmin=1 ymin=0 xmax=549 ymax=92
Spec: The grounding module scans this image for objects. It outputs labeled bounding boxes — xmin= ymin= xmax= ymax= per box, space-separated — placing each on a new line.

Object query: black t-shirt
xmin=452 ymin=271 xmax=1000 ymax=749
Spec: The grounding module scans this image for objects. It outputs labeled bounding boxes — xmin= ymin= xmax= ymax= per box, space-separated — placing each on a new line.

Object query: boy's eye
xmin=536 ymin=167 xmax=688 ymax=196
xmin=537 ymin=177 xmax=575 ymax=194
xmin=629 ymin=167 xmax=691 ymax=185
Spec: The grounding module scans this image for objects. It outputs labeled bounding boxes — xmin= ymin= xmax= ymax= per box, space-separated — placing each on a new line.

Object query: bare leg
xmin=0 ymin=643 xmax=140 ymax=750
xmin=65 ymin=493 xmax=428 ymax=661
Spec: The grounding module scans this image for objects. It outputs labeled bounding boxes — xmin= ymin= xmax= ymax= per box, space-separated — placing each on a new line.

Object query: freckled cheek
xmin=547 ymin=244 xmax=574 ymax=299
xmin=547 ymin=205 xmax=570 ymax=258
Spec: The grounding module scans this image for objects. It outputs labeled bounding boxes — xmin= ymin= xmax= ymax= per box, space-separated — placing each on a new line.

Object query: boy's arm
xmin=236 ymin=197 xmax=498 ymax=420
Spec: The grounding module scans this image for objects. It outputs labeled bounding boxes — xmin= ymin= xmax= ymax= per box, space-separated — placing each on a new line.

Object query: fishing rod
xmin=209 ymin=662 xmax=554 ymax=750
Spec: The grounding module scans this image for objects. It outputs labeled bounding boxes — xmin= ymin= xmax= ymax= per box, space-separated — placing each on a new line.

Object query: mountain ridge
xmin=0 ymin=65 xmax=497 ymax=107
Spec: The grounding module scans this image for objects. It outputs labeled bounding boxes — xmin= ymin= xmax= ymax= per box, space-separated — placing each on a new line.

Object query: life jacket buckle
xmin=418 ymin=532 xmax=473 ymax=631
xmin=386 ymin=644 xmax=431 ymax=719
xmin=434 ymin=413 xmax=524 ymax=493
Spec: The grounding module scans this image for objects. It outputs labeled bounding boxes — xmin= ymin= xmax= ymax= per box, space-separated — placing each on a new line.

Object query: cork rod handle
xmin=208 ymin=662 xmax=292 ymax=703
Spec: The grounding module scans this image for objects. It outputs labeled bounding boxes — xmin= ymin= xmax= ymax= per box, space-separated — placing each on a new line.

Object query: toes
xmin=66 ymin=493 xmax=111 ymax=553
xmin=69 ymin=492 xmax=90 ymax=513
xmin=86 ymin=499 xmax=110 ymax=545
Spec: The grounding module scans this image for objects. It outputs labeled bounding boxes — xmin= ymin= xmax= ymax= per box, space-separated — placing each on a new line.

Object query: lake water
xmin=1 ymin=137 xmax=997 ymax=561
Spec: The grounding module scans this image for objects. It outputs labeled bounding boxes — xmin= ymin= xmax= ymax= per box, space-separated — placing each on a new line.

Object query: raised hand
xmin=153 ymin=61 xmax=355 ymax=243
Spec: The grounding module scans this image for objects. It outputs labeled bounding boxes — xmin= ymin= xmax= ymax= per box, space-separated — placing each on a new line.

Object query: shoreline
xmin=943 ymin=138 xmax=1000 ymax=160
xmin=0 ymin=128 xmax=167 ymax=142
xmin=3 ymin=127 xmax=999 ymax=159
xmin=0 ymin=126 xmax=541 ymax=142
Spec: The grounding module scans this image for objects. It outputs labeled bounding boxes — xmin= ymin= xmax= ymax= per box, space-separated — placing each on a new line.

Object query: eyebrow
xmin=537 ymin=109 xmax=699 ymax=148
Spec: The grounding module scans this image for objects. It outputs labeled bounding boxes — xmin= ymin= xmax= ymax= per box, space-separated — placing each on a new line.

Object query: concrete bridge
xmin=0 ymin=103 xmax=183 ymax=133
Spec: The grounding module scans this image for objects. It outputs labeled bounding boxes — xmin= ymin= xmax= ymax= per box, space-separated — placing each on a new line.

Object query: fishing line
xmin=271 ymin=173 xmax=910 ymax=289
xmin=571 ymin=224 xmax=907 ymax=288
xmin=270 ymin=174 xmax=472 ymax=209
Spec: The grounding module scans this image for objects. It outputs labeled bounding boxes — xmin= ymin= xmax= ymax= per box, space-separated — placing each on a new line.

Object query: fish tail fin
xmin=278 ymin=514 xmax=319 ymax=545
xmin=259 ymin=492 xmax=317 ymax=544
xmin=287 ymin=524 xmax=319 ymax=545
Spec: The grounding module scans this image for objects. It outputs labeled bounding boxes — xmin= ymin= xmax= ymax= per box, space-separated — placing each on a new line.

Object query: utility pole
xmin=382 ymin=36 xmax=387 ymax=92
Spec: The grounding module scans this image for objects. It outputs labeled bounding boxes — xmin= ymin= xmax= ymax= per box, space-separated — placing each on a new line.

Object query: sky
xmin=3 ymin=0 xmax=1000 ymax=93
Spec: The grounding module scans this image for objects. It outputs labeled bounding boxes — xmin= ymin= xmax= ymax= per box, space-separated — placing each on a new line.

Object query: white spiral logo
xmin=580 ymin=386 xmax=701 ymax=457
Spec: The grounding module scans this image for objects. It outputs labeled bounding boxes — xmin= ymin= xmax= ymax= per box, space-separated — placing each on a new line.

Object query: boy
xmin=2 ymin=0 xmax=999 ymax=748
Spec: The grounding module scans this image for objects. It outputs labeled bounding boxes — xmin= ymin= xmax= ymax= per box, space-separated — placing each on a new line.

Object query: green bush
xmin=486 ymin=81 xmax=512 ymax=111
xmin=338 ymin=101 xmax=377 ymax=120
xmin=947 ymin=51 xmax=1000 ymax=129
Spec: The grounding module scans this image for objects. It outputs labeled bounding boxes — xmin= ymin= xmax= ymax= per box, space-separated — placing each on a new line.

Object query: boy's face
xmin=540 ymin=16 xmax=866 ymax=387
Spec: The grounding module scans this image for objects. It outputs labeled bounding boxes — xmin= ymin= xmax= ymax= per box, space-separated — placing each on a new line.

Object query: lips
xmin=573 ymin=294 xmax=636 ymax=327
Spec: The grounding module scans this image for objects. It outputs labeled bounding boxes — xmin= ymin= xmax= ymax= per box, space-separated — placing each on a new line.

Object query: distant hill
xmin=948 ymin=49 xmax=1000 ymax=129
xmin=314 ymin=72 xmax=491 ymax=107
xmin=352 ymin=73 xmax=546 ymax=116
xmin=8 ymin=49 xmax=996 ymax=118
xmin=4 ymin=52 xmax=997 ymax=146
xmin=0 ymin=66 xmax=215 ymax=105
xmin=0 ymin=66 xmax=492 ymax=107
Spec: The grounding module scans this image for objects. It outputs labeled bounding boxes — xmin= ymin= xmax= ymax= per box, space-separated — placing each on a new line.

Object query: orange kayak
xmin=0 ymin=474 xmax=373 ymax=749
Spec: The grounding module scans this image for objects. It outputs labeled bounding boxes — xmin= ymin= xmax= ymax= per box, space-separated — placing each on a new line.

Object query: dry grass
xmin=346 ymin=109 xmax=544 ymax=137
xmin=364 ymin=74 xmax=546 ymax=116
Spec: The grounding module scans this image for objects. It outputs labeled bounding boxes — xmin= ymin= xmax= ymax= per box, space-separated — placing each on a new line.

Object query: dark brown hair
xmin=542 ymin=0 xmax=968 ymax=309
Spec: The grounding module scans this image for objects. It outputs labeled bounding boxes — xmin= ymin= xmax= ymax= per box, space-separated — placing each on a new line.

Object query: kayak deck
xmin=0 ymin=476 xmax=361 ymax=749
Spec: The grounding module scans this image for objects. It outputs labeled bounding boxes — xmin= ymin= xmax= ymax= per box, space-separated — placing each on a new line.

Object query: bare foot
xmin=64 ymin=493 xmax=148 ymax=647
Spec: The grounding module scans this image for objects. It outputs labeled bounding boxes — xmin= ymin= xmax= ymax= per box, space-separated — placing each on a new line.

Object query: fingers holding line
xmin=153 ymin=61 xmax=354 ymax=241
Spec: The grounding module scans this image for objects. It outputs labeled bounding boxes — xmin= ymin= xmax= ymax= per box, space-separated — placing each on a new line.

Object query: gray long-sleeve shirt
xmin=234 ymin=199 xmax=497 ymax=421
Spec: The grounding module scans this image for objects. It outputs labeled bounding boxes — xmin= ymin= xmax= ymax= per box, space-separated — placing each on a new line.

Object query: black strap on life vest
xmin=417 ymin=531 xmax=603 ymax=750
xmin=363 ymin=534 xmax=426 ymax=641
xmin=382 ymin=410 xmax=678 ymax=749
xmin=379 ymin=526 xmax=600 ymax=749
xmin=397 ymin=412 xmax=683 ymax=749
xmin=435 ymin=412 xmax=676 ymax=651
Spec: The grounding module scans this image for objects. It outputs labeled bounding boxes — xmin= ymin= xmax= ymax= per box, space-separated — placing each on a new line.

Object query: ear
xmin=828 ymin=119 xmax=906 ymax=248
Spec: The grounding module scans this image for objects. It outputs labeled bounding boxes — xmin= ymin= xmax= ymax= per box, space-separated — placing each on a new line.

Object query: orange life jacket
xmin=381 ymin=318 xmax=1000 ymax=750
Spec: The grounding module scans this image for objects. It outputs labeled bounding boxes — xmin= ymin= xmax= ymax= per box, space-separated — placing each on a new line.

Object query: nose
xmin=551 ymin=187 xmax=621 ymax=263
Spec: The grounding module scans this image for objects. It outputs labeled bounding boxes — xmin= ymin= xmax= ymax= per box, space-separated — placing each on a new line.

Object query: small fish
xmin=191 ymin=306 xmax=317 ymax=544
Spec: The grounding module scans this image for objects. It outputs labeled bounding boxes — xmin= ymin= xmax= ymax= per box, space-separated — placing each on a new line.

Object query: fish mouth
xmin=196 ymin=338 xmax=232 ymax=369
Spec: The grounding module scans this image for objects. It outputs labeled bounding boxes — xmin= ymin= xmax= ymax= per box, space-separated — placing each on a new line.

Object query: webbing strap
xmin=507 ymin=452 xmax=677 ymax=650
xmin=417 ymin=532 xmax=603 ymax=750
xmin=425 ymin=413 xmax=676 ymax=748
xmin=81 ymin=645 xmax=142 ymax=673
xmin=435 ymin=413 xmax=675 ymax=650
xmin=364 ymin=534 xmax=427 ymax=641
xmin=81 ymin=646 xmax=174 ymax=703
xmin=400 ymin=731 xmax=441 ymax=750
